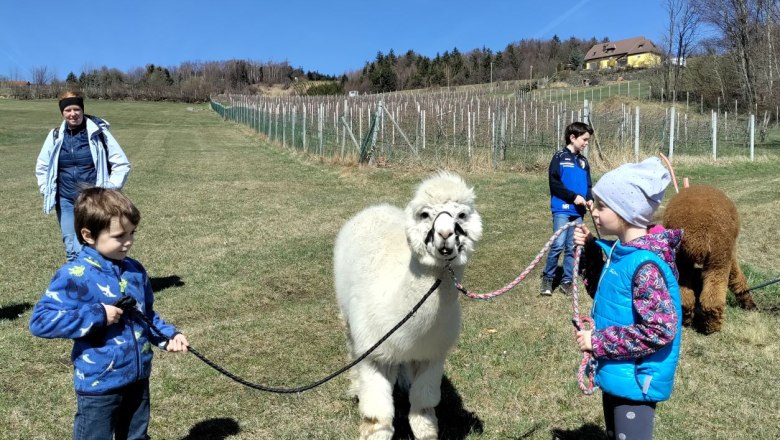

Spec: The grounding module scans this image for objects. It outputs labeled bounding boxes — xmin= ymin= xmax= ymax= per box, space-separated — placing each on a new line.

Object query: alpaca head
xmin=405 ymin=171 xmax=483 ymax=267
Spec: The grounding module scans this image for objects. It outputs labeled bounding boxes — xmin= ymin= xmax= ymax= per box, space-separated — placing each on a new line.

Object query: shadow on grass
xmin=151 ymin=275 xmax=185 ymax=293
xmin=765 ymin=303 xmax=780 ymax=315
xmin=391 ymin=375 xmax=483 ymax=440
xmin=551 ymin=422 xmax=607 ymax=440
xmin=180 ymin=417 xmax=240 ymax=440
xmin=0 ymin=302 xmax=32 ymax=321
xmin=509 ymin=422 xmax=544 ymax=439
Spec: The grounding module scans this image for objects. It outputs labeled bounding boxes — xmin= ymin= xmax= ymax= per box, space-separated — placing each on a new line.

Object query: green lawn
xmin=1 ymin=99 xmax=778 ymax=439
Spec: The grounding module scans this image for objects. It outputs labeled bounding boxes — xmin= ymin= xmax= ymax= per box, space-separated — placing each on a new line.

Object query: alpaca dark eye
xmin=458 ymin=212 xmax=467 ymax=220
xmin=420 ymin=212 xmax=430 ymax=219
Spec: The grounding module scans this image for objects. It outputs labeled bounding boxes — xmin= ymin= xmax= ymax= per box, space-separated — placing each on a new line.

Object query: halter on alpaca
xmin=424 ymin=211 xmax=468 ymax=259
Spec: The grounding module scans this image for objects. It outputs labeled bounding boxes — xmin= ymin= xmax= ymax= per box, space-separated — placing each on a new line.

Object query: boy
xmin=30 ymin=187 xmax=188 ymax=440
xmin=541 ymin=121 xmax=594 ymax=296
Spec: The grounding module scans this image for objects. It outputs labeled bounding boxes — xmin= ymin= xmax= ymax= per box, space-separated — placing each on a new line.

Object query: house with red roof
xmin=584 ymin=36 xmax=662 ymax=70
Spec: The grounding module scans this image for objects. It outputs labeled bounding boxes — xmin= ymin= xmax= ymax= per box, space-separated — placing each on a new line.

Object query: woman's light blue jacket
xmin=35 ymin=117 xmax=131 ymax=214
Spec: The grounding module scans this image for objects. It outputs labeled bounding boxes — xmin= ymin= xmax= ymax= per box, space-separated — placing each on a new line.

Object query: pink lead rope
xmin=447 ymin=221 xmax=598 ymax=395
xmin=571 ymin=245 xmax=597 ymax=395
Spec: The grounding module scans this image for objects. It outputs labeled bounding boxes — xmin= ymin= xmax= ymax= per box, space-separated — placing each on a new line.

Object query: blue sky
xmin=1 ymin=0 xmax=669 ymax=81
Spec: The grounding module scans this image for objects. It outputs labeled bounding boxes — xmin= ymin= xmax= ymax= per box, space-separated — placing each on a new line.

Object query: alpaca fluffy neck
xmin=408 ymin=258 xmax=463 ymax=302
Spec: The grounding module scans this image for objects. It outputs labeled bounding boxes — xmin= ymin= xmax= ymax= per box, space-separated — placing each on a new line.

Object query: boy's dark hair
xmin=75 ymin=187 xmax=141 ymax=245
xmin=564 ymin=122 xmax=594 ymax=146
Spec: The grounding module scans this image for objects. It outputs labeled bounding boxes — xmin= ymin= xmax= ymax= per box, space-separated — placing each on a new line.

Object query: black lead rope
xmin=747 ymin=276 xmax=780 ymax=292
xmin=115 ymin=279 xmax=442 ymax=394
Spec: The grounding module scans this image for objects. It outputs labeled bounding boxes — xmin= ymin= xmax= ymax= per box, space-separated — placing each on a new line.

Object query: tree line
xmin=3 ymin=60 xmax=340 ymax=102
xmin=344 ymin=36 xmax=601 ymax=93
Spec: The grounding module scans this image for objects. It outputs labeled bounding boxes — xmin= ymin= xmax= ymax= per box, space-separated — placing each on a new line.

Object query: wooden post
xmin=422 ymin=109 xmax=426 ymax=150
xmin=668 ymin=106 xmax=675 ymax=160
xmin=340 ymin=115 xmax=360 ymax=154
xmin=711 ymin=110 xmax=717 ymax=160
xmin=292 ymin=106 xmax=296 ymax=150
xmin=452 ymin=109 xmax=456 ymax=150
xmin=467 ymin=111 xmax=472 ymax=157
xmin=749 ymin=113 xmax=755 ymax=161
xmin=382 ymin=104 xmax=419 ymax=160
xmin=283 ymin=106 xmax=287 ymax=147
xmin=318 ymin=103 xmax=323 ymax=155
xmin=491 ymin=116 xmax=496 ymax=169
xmin=634 ymin=106 xmax=640 ymax=161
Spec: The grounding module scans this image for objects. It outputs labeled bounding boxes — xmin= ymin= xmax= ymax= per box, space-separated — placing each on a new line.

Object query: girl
xmin=573 ymin=157 xmax=683 ymax=440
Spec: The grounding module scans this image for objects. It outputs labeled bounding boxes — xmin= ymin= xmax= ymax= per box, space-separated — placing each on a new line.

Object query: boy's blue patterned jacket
xmin=30 ymin=246 xmax=177 ymax=395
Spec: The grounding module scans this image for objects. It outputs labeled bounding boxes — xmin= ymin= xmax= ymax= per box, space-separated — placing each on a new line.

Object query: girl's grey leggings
xmin=602 ymin=392 xmax=658 ymax=440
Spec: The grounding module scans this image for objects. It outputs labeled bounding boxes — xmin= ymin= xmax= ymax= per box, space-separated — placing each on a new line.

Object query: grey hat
xmin=592 ymin=157 xmax=671 ymax=227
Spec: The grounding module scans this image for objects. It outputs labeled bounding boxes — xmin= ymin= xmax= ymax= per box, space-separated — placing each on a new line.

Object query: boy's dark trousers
xmin=74 ymin=378 xmax=151 ymax=440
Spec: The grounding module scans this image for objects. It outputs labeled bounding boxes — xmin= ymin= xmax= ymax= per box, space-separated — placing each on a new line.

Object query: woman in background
xmin=35 ymin=90 xmax=131 ymax=261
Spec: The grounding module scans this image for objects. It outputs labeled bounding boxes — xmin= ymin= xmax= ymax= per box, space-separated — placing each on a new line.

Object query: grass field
xmin=1 ymin=99 xmax=778 ymax=439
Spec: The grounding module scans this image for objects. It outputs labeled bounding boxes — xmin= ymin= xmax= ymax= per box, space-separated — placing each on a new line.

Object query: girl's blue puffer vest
xmin=592 ymin=239 xmax=682 ymax=402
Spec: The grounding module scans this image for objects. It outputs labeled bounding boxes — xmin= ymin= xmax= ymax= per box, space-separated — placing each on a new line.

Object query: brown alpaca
xmin=662 ymin=185 xmax=757 ymax=334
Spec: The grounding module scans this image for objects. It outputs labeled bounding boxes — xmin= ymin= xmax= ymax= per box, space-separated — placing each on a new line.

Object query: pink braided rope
xmin=448 ymin=220 xmax=597 ymax=395
xmin=571 ymin=246 xmax=597 ymax=395
xmin=448 ymin=221 xmax=577 ymax=300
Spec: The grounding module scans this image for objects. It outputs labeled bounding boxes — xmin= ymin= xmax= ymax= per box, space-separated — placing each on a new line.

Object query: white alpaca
xmin=334 ymin=171 xmax=483 ymax=440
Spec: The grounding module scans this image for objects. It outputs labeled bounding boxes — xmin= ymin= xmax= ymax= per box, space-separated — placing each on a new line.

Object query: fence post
xmin=634 ymin=106 xmax=640 ymax=161
xmin=283 ymin=106 xmax=287 ymax=147
xmin=318 ymin=104 xmax=323 ymax=155
xmin=467 ymin=111 xmax=472 ymax=157
xmin=501 ymin=110 xmax=507 ymax=161
xmin=382 ymin=104 xmax=419 ymax=160
xmin=711 ymin=110 xmax=718 ymax=160
xmin=491 ymin=116 xmax=497 ymax=169
xmin=292 ymin=107 xmax=296 ymax=150
xmin=749 ymin=113 xmax=755 ymax=161
xmin=668 ymin=107 xmax=675 ymax=160
xmin=422 ymin=109 xmax=426 ymax=150
xmin=340 ymin=115 xmax=360 ymax=154
xmin=275 ymin=104 xmax=279 ymax=143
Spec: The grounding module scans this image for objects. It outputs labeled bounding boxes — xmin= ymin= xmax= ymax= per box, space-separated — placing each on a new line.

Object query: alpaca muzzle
xmin=425 ymin=211 xmax=467 ymax=259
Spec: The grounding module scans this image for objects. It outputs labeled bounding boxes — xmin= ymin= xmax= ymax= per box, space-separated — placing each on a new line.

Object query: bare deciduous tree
xmin=30 ymin=66 xmax=54 ymax=85
xmin=695 ymin=0 xmax=758 ymax=107
xmin=663 ymin=0 xmax=700 ymax=101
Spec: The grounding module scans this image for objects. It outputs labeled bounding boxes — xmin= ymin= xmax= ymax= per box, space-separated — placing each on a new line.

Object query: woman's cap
xmin=592 ymin=156 xmax=671 ymax=227
xmin=59 ymin=96 xmax=84 ymax=113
